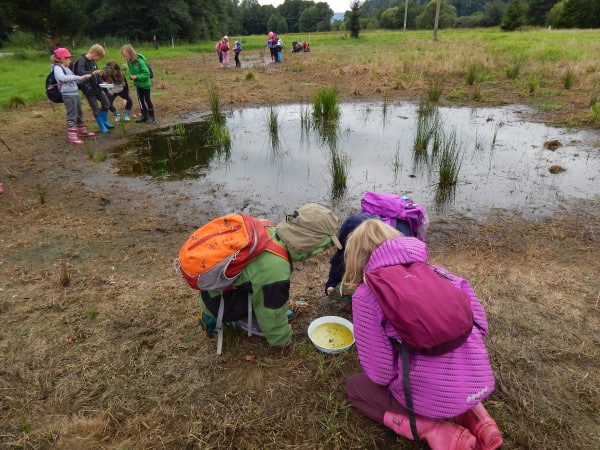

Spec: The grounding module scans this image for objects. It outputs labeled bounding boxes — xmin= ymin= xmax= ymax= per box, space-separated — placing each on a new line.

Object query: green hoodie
xmin=127 ymin=53 xmax=152 ymax=89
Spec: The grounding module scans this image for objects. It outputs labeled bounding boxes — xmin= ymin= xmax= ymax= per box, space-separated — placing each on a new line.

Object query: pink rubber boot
xmin=77 ymin=123 xmax=96 ymax=137
xmin=384 ymin=411 xmax=476 ymax=450
xmin=455 ymin=403 xmax=503 ymax=450
xmin=67 ymin=127 xmax=84 ymax=145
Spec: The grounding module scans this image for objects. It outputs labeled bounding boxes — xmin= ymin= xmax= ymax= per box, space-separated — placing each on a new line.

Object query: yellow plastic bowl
xmin=308 ymin=316 xmax=355 ymax=354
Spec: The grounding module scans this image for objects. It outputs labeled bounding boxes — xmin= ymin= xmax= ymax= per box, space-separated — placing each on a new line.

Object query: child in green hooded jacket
xmin=120 ymin=44 xmax=155 ymax=124
xmin=198 ymin=203 xmax=342 ymax=350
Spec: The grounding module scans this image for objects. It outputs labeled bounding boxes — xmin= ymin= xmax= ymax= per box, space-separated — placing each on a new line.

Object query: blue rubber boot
xmin=100 ymin=110 xmax=114 ymax=129
xmin=95 ymin=115 xmax=109 ymax=133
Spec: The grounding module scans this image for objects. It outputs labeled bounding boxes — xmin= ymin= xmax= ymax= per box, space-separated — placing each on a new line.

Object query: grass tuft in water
xmin=312 ymin=86 xmax=340 ymax=122
xmin=437 ymin=129 xmax=462 ymax=189
xmin=328 ymin=146 xmax=348 ymax=199
xmin=267 ymin=104 xmax=281 ymax=153
xmin=300 ymin=104 xmax=311 ymax=143
xmin=382 ymin=96 xmax=388 ymax=121
xmin=491 ymin=121 xmax=504 ymax=147
xmin=173 ymin=122 xmax=186 ymax=140
xmin=208 ymin=82 xmax=223 ymax=124
xmin=413 ymin=99 xmax=440 ymax=156
xmin=208 ymin=121 xmax=231 ymax=158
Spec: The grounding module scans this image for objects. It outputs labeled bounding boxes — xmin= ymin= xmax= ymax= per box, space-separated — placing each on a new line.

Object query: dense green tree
xmin=278 ymin=0 xmax=310 ymax=33
xmin=380 ymin=7 xmax=401 ymax=28
xmin=267 ymin=13 xmax=283 ymax=32
xmin=277 ymin=18 xmax=289 ymax=33
xmin=452 ymin=0 xmax=487 ymax=16
xmin=299 ymin=3 xmax=333 ymax=31
xmin=500 ymin=0 xmax=527 ymax=30
xmin=240 ymin=0 xmax=271 ymax=35
xmin=526 ymin=0 xmax=558 ymax=25
xmin=349 ymin=0 xmax=362 ymax=37
xmin=416 ymin=0 xmax=457 ymax=28
xmin=546 ymin=0 xmax=564 ymax=27
xmin=557 ymin=0 xmax=600 ymax=28
xmin=0 ymin=8 xmax=11 ymax=45
xmin=482 ymin=0 xmax=506 ymax=25
xmin=455 ymin=10 xmax=485 ymax=26
xmin=15 ymin=0 xmax=85 ymax=45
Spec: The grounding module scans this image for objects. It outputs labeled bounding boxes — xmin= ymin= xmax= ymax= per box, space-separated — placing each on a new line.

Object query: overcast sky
xmin=259 ymin=0 xmax=352 ymax=13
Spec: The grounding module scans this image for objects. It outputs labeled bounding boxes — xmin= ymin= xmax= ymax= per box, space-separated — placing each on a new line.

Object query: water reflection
xmin=111 ymin=102 xmax=600 ymax=219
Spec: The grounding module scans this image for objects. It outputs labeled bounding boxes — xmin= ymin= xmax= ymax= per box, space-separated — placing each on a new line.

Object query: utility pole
xmin=433 ymin=0 xmax=441 ymax=41
xmin=403 ymin=0 xmax=408 ymax=34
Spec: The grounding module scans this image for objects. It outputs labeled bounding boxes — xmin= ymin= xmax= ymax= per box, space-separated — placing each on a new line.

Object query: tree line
xmin=0 ymin=0 xmax=597 ymax=48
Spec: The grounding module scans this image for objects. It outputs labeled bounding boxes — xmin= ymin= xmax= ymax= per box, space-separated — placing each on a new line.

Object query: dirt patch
xmin=0 ymin=49 xmax=599 ymax=449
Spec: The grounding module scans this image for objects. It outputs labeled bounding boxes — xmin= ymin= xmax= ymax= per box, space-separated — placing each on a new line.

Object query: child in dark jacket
xmin=74 ymin=44 xmax=114 ymax=133
xmin=102 ymin=61 xmax=133 ymax=122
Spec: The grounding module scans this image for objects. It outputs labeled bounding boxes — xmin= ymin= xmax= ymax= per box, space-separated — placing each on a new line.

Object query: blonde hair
xmin=342 ymin=219 xmax=402 ymax=287
xmin=120 ymin=44 xmax=137 ymax=60
xmin=88 ymin=44 xmax=106 ymax=58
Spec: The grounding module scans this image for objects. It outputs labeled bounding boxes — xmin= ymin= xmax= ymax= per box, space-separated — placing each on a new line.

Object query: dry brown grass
xmin=0 ymin=38 xmax=599 ymax=449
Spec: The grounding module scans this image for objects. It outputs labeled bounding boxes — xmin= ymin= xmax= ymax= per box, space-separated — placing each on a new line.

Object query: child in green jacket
xmin=198 ymin=203 xmax=342 ymax=349
xmin=120 ymin=44 xmax=155 ymax=123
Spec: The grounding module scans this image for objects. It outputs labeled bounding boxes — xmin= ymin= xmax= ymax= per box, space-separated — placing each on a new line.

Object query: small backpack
xmin=365 ymin=260 xmax=474 ymax=356
xmin=45 ymin=64 xmax=66 ymax=103
xmin=361 ymin=191 xmax=428 ymax=242
xmin=137 ymin=54 xmax=154 ymax=79
xmin=177 ymin=213 xmax=289 ymax=354
xmin=177 ymin=213 xmax=289 ymax=291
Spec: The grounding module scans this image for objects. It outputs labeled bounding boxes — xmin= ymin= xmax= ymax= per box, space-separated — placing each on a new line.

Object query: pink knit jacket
xmin=352 ymin=237 xmax=495 ymax=419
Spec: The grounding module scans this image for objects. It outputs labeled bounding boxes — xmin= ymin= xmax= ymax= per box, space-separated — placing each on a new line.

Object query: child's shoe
xmin=198 ymin=311 xmax=217 ymax=338
xmin=123 ymin=110 xmax=131 ymax=122
xmin=235 ymin=319 xmax=265 ymax=337
xmin=114 ymin=111 xmax=121 ymax=122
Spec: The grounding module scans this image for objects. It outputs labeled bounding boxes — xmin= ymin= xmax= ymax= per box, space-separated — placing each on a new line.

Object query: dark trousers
xmin=135 ymin=87 xmax=153 ymax=115
xmin=346 ymin=372 xmax=407 ymax=425
xmin=84 ymin=89 xmax=111 ymax=117
xmin=108 ymin=86 xmax=133 ymax=113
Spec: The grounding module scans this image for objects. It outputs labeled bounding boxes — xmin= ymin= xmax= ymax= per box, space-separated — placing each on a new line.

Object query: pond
xmin=111 ymin=102 xmax=600 ymax=221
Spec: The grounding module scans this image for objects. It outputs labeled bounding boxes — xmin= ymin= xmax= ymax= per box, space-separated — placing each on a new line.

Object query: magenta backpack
xmin=360 ymin=192 xmax=428 ymax=242
xmin=364 ymin=260 xmax=474 ymax=356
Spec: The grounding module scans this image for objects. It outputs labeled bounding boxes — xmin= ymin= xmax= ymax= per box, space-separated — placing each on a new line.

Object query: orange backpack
xmin=177 ymin=213 xmax=288 ymax=291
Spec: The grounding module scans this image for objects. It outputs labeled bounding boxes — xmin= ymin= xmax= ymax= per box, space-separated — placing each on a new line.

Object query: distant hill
xmin=332 ymin=12 xmax=345 ymax=21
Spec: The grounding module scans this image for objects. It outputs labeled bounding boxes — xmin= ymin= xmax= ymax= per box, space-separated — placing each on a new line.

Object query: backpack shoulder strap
xmin=264 ymin=238 xmax=289 ymax=261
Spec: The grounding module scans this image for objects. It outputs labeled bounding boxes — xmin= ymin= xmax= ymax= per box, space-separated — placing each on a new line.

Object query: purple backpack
xmin=364 ymin=259 xmax=473 ymax=356
xmin=360 ymin=192 xmax=428 ymax=242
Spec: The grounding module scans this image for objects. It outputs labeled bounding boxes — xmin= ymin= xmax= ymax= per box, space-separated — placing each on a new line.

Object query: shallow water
xmin=112 ymin=102 xmax=600 ymax=221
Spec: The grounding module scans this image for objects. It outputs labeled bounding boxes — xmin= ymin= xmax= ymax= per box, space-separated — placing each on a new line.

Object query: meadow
xmin=0 ymin=28 xmax=599 ymax=449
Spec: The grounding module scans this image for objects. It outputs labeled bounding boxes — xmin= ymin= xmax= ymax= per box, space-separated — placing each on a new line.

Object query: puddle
xmin=111 ymin=102 xmax=600 ymax=220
